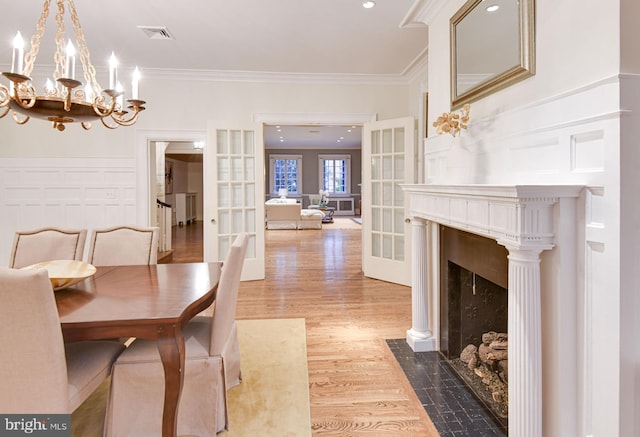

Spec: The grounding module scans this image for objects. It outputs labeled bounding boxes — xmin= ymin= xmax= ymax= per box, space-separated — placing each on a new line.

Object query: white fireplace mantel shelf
xmin=401 ymin=183 xmax=584 ymax=437
xmin=402 ymin=184 xmax=584 ymax=250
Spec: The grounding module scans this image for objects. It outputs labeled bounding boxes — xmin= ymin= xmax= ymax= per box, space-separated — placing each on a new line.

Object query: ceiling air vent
xmin=137 ymin=26 xmax=175 ymax=40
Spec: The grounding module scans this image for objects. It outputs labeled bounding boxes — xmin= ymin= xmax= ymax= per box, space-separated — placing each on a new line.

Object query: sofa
xmin=265 ymin=198 xmax=324 ymax=230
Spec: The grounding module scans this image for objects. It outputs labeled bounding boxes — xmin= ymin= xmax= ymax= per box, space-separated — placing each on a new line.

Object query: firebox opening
xmin=439 ymin=226 xmax=509 ymax=426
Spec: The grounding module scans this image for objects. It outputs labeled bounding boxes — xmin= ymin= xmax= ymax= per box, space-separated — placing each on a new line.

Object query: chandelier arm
xmin=0 ymin=107 xmax=9 ymax=119
xmin=11 ymin=111 xmax=30 ymax=125
xmin=110 ymin=108 xmax=143 ymax=127
xmin=92 ymin=95 xmax=116 ymax=117
xmin=22 ymin=0 xmax=52 ymax=77
xmin=81 ymin=121 xmax=92 ymax=130
xmin=13 ymin=84 xmax=37 ymax=110
xmin=100 ymin=117 xmax=120 ymax=130
xmin=0 ymin=84 xmax=9 ymax=107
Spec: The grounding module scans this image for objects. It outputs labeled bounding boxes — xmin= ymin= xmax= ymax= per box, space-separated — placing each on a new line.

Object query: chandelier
xmin=0 ymin=0 xmax=146 ymax=131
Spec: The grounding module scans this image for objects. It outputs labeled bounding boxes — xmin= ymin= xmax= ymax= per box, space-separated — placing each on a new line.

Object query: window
xmin=269 ymin=154 xmax=302 ymax=195
xmin=319 ymin=154 xmax=351 ymax=195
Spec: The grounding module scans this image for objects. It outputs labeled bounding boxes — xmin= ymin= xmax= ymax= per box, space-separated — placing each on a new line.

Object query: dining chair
xmin=87 ymin=225 xmax=159 ymax=266
xmin=9 ymin=227 xmax=87 ymax=268
xmin=105 ymin=232 xmax=250 ymax=436
xmin=0 ymin=267 xmax=125 ymax=413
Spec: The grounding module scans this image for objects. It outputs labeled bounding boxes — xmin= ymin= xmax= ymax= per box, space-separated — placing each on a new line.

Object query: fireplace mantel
xmin=402 ymin=184 xmax=584 ymax=249
xmin=402 ymin=184 xmax=584 ymax=437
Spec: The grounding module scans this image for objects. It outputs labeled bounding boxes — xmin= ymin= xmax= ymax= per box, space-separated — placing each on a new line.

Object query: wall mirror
xmin=451 ymin=0 xmax=535 ymax=109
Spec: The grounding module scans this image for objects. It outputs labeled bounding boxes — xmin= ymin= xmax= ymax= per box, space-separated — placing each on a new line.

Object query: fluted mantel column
xmin=406 ymin=217 xmax=436 ymax=352
xmin=503 ymin=244 xmax=549 ymax=437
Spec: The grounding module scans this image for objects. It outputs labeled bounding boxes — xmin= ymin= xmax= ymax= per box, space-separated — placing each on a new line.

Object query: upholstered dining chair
xmin=9 ymin=227 xmax=87 ymax=268
xmin=87 ymin=225 xmax=159 ymax=266
xmin=0 ymin=267 xmax=125 ymax=413
xmin=105 ymin=232 xmax=250 ymax=436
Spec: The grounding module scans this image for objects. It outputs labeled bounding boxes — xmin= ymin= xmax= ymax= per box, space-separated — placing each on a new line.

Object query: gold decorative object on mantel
xmin=0 ymin=0 xmax=146 ymax=131
xmin=433 ymin=103 xmax=471 ymax=137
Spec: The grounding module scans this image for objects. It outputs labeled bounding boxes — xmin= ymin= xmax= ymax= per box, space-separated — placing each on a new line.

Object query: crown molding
xmin=401 ymin=0 xmax=448 ymax=27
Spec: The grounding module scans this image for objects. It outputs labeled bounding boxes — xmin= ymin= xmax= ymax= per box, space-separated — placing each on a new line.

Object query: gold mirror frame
xmin=451 ymin=0 xmax=535 ymax=109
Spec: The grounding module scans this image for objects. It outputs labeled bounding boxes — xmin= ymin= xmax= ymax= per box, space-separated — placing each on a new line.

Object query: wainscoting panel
xmin=0 ymin=158 xmax=137 ymax=266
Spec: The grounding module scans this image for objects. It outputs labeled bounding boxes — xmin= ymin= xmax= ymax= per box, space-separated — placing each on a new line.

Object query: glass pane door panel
xmin=382 ymin=156 xmax=392 ymax=179
xmin=371 ymin=130 xmax=380 ymax=154
xmin=218 ymin=239 xmax=231 ymax=262
xmin=216 ymin=130 xmax=228 ymax=154
xmin=217 ymin=157 xmax=229 ymax=181
xmin=382 ymin=182 xmax=393 ymax=206
xmin=245 ymin=183 xmax=255 ymax=207
xmin=371 ymin=156 xmax=381 ymax=180
xmin=382 ymin=234 xmax=393 ymax=259
xmin=382 ymin=208 xmax=392 ymax=233
xmin=230 ymin=130 xmax=242 ymax=154
xmin=245 ymin=209 xmax=256 ymax=232
xmin=232 ymin=210 xmax=243 ymax=233
xmin=243 ymin=131 xmax=255 ymax=154
xmin=394 ymin=156 xmax=405 ymax=179
xmin=231 ymin=157 xmax=243 ymax=181
xmin=372 ymin=233 xmax=381 ymax=257
xmin=218 ymin=210 xmax=230 ymax=234
xmin=372 ymin=182 xmax=381 ymax=206
xmin=372 ymin=207 xmax=381 ymax=232
xmin=231 ymin=184 xmax=242 ymax=207
xmin=394 ymin=128 xmax=405 ymax=153
xmin=218 ymin=184 xmax=229 ymax=208
xmin=394 ymin=208 xmax=404 ymax=233
xmin=394 ymin=183 xmax=404 ymax=207
xmin=244 ymin=157 xmax=255 ymax=181
xmin=382 ymin=129 xmax=392 ymax=153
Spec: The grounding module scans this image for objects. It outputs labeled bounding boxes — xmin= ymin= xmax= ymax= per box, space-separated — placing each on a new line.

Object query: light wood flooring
xmin=163 ymin=222 xmax=440 ymax=436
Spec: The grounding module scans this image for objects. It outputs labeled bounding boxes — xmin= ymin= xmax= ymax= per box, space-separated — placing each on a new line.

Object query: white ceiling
xmin=0 ymin=0 xmax=428 ymax=147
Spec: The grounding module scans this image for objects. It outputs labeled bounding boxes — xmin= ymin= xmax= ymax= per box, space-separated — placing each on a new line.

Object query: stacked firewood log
xmin=460 ymin=331 xmax=508 ymax=403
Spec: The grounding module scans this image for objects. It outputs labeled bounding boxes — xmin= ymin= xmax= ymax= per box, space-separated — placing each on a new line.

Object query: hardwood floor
xmin=164 ymin=222 xmax=439 ymax=436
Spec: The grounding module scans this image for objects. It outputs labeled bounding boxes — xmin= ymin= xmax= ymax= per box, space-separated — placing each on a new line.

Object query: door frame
xmin=135 ymin=129 xmax=207 ymax=226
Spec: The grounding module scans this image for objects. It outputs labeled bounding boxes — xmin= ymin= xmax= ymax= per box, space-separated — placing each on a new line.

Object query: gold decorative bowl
xmin=22 ymin=260 xmax=97 ymax=291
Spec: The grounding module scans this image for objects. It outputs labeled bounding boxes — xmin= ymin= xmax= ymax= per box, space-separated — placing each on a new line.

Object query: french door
xmin=362 ymin=117 xmax=415 ymax=286
xmin=204 ymin=121 xmax=265 ymax=280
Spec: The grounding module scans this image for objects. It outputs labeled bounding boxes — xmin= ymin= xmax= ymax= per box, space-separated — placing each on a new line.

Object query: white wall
xmin=421 ymin=0 xmax=638 ymax=436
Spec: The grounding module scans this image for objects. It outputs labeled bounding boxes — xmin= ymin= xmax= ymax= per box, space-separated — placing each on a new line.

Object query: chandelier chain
xmin=23 ymin=0 xmax=52 ymax=77
xmin=68 ymin=0 xmax=101 ymax=94
xmin=53 ymin=0 xmax=66 ymax=82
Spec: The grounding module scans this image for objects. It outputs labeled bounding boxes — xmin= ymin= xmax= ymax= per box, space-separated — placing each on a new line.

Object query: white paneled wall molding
xmin=0 ymin=158 xmax=137 ymax=267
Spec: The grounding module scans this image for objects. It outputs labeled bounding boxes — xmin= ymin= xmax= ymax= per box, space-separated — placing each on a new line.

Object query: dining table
xmin=55 ymin=262 xmax=222 ymax=437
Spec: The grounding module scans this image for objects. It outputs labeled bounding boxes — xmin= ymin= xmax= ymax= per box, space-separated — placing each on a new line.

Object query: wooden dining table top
xmin=56 ymin=262 xmax=222 ymax=341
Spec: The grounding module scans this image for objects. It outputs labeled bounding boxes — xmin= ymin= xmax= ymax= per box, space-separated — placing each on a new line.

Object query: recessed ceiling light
xmin=486 ymin=4 xmax=499 ymax=12
xmin=362 ymin=1 xmax=375 ymax=9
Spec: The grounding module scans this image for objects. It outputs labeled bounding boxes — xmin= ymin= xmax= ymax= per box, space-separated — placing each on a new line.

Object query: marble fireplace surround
xmin=402 ymin=184 xmax=584 ymax=437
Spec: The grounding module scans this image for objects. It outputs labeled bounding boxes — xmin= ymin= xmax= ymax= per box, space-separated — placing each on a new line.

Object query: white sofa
xmin=265 ymin=198 xmax=324 ymax=230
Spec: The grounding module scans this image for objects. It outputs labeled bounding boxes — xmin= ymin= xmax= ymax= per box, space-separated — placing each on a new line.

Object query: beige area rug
xmin=324 ymin=216 xmax=362 ymax=230
xmin=71 ymin=318 xmax=311 ymax=437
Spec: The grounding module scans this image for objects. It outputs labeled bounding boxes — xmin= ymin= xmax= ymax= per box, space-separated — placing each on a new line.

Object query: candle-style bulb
xmin=64 ymin=39 xmax=76 ymax=79
xmin=44 ymin=78 xmax=55 ymax=94
xmin=115 ymin=81 xmax=124 ymax=110
xmin=11 ymin=31 xmax=25 ymax=74
xmin=109 ymin=52 xmax=118 ymax=90
xmin=131 ymin=67 xmax=140 ymax=100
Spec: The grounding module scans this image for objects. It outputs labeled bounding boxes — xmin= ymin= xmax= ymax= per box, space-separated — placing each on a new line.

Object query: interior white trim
xmin=135 ymin=129 xmax=207 ymax=225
